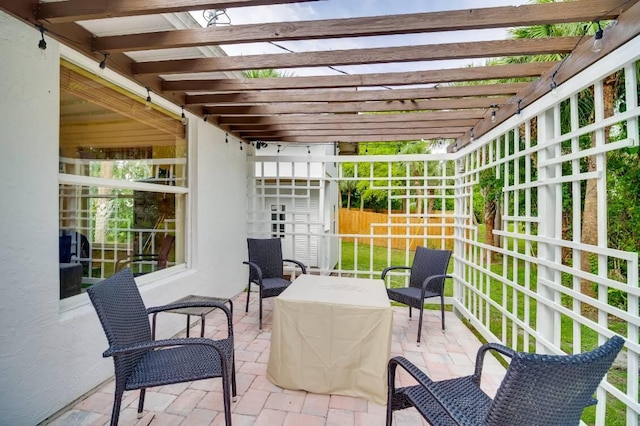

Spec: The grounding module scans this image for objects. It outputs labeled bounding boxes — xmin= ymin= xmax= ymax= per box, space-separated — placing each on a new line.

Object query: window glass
xmin=58 ymin=66 xmax=187 ymax=299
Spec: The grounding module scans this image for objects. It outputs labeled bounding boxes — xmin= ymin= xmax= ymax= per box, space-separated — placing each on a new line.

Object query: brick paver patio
xmin=45 ymin=292 xmax=506 ymax=426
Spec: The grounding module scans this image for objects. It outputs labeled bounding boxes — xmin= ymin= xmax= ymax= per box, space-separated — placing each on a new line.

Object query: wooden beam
xmin=231 ymin=119 xmax=478 ymax=132
xmin=96 ymin=0 xmax=636 ymax=53
xmin=217 ymin=110 xmax=485 ymax=126
xmin=203 ymin=96 xmax=509 ymax=115
xmin=250 ymin=134 xmax=463 ymax=143
xmin=185 ymin=83 xmax=527 ymax=105
xmin=164 ymin=62 xmax=554 ymax=92
xmin=239 ymin=127 xmax=469 ymax=138
xmin=37 ymin=0 xmax=321 ymax=24
xmin=135 ymin=37 xmax=580 ymax=75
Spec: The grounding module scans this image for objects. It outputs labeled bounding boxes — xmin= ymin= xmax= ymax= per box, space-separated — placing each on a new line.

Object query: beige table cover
xmin=267 ymin=274 xmax=392 ymax=405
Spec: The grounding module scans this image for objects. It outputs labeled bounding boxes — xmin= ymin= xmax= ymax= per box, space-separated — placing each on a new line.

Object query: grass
xmin=340 ymin=228 xmax=631 ymax=425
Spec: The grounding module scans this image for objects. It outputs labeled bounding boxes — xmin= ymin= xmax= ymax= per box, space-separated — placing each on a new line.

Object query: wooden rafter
xmin=229 ymin=119 xmax=478 ymax=132
xmin=134 ymin=37 xmax=580 ymax=75
xmin=238 ymin=127 xmax=470 ymax=137
xmin=163 ymin=62 xmax=555 ymax=92
xmin=254 ymin=134 xmax=462 ymax=143
xmin=95 ymin=0 xmax=630 ymax=53
xmin=217 ymin=110 xmax=487 ymax=126
xmin=184 ymin=83 xmax=528 ymax=105
xmin=202 ymin=96 xmax=509 ymax=115
xmin=37 ymin=0 xmax=320 ymax=24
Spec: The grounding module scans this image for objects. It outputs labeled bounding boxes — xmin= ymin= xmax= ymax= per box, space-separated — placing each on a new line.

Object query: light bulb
xmin=491 ymin=110 xmax=496 ymax=123
xmin=592 ymin=22 xmax=603 ymax=53
xmin=180 ymin=106 xmax=187 ymax=125
xmin=550 ymin=81 xmax=558 ymax=98
xmin=145 ymin=96 xmax=152 ymax=110
xmin=592 ymin=36 xmax=603 ymax=53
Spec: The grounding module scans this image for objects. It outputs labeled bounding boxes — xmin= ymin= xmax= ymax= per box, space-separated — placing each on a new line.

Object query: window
xmin=271 ymin=205 xmax=285 ymax=238
xmin=58 ymin=63 xmax=187 ymax=298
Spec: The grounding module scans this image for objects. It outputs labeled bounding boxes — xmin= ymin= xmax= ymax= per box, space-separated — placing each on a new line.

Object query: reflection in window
xmin=58 ymin=66 xmax=187 ymax=299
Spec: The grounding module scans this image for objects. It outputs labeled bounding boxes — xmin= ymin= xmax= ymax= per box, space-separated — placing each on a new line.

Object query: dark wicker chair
xmin=243 ymin=237 xmax=307 ymax=329
xmin=382 ymin=246 xmax=451 ymax=344
xmin=87 ymin=268 xmax=236 ymax=426
xmin=386 ymin=335 xmax=625 ymax=426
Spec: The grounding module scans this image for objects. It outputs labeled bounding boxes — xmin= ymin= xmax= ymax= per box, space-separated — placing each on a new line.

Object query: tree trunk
xmin=485 ymin=199 xmax=497 ymax=261
xmin=580 ymin=74 xmax=617 ymax=301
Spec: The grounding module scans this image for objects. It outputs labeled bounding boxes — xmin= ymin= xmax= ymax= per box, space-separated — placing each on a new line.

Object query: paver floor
xmin=46 ymin=292 xmax=506 ymax=426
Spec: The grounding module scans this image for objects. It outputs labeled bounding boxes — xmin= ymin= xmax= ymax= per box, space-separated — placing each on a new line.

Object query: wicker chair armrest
xmin=147 ymin=301 xmax=233 ymax=336
xmin=103 ymin=337 xmax=230 ymax=363
xmin=283 ymin=258 xmax=307 ymax=274
xmin=472 ymin=342 xmax=515 ymax=383
xmin=389 ymin=356 xmax=471 ymax=425
xmin=381 ymin=265 xmax=411 ymax=279
xmin=243 ymin=261 xmax=263 ymax=282
xmin=421 ymin=274 xmax=452 ymax=292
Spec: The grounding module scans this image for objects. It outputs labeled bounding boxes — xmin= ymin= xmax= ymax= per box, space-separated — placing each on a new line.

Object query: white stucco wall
xmin=0 ymin=12 xmax=249 ymax=425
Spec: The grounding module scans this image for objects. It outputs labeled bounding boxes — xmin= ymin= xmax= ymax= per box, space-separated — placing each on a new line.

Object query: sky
xmin=192 ymin=0 xmax=531 ymax=77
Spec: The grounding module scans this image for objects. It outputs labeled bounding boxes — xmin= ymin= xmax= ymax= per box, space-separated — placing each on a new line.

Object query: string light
xmin=145 ymin=87 xmax=152 ymax=110
xmin=490 ymin=105 xmax=498 ymax=123
xmin=180 ymin=106 xmax=187 ymax=126
xmin=239 ymin=141 xmax=243 ymax=151
xmin=592 ymin=21 xmax=604 ymax=53
xmin=515 ymin=99 xmax=522 ymax=115
xmin=470 ymin=128 xmax=475 ymax=142
xmin=307 ymin=145 xmax=311 ymax=154
xmin=36 ymin=25 xmax=47 ymax=50
xmin=550 ymin=71 xmax=559 ymax=98
xmin=203 ymin=113 xmax=209 ymax=122
xmin=225 ymin=133 xmax=229 ymax=143
xmin=98 ymin=53 xmax=109 ymax=73
xmin=277 ymin=144 xmax=281 ymax=153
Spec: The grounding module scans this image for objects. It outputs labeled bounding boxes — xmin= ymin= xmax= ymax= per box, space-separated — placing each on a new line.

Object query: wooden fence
xmin=338 ymin=208 xmax=454 ymax=250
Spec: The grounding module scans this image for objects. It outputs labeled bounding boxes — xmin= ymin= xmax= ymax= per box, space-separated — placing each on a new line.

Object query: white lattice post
xmin=535 ymin=107 xmax=561 ymax=353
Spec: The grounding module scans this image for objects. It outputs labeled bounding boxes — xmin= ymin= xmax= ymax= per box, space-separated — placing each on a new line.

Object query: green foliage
xmin=243 ymin=69 xmax=294 ymax=78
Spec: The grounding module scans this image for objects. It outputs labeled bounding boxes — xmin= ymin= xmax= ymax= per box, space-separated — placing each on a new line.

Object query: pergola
xmin=2 ymin=0 xmax=639 ymax=150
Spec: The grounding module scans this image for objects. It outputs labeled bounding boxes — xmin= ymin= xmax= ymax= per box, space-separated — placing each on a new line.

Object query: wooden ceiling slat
xmin=37 ymin=0 xmax=320 ymax=24
xmin=231 ymin=119 xmax=479 ymax=132
xmin=239 ymin=127 xmax=470 ymax=137
xmin=204 ymin=97 xmax=509 ymax=115
xmin=185 ymin=83 xmax=528 ymax=105
xmin=217 ymin=110 xmax=486 ymax=126
xmin=134 ymin=37 xmax=580 ymax=75
xmin=95 ymin=0 xmax=629 ymax=53
xmin=254 ymin=134 xmax=464 ymax=143
xmin=163 ymin=63 xmax=555 ymax=92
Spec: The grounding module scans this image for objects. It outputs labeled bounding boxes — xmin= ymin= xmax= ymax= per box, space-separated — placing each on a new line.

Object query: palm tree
xmin=243 ymin=69 xmax=293 ymax=78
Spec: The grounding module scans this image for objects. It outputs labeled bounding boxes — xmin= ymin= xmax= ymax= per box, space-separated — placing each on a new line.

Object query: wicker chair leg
xmin=245 ymin=283 xmax=251 ymax=313
xmin=417 ymin=305 xmax=425 ymax=345
xmin=408 ymin=306 xmax=412 ymax=319
xmin=137 ymin=388 xmax=146 ymax=418
xmin=231 ymin=357 xmax=238 ymax=401
xmin=385 ymin=361 xmax=397 ymax=426
xmin=222 ymin=372 xmax=232 ymax=426
xmin=110 ymin=389 xmax=124 ymax=426
xmin=440 ymin=295 xmax=445 ymax=331
xmin=258 ymin=291 xmax=263 ymax=330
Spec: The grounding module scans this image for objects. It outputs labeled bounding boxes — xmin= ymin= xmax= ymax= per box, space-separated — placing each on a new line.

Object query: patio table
xmin=267 ymin=274 xmax=392 ymax=405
